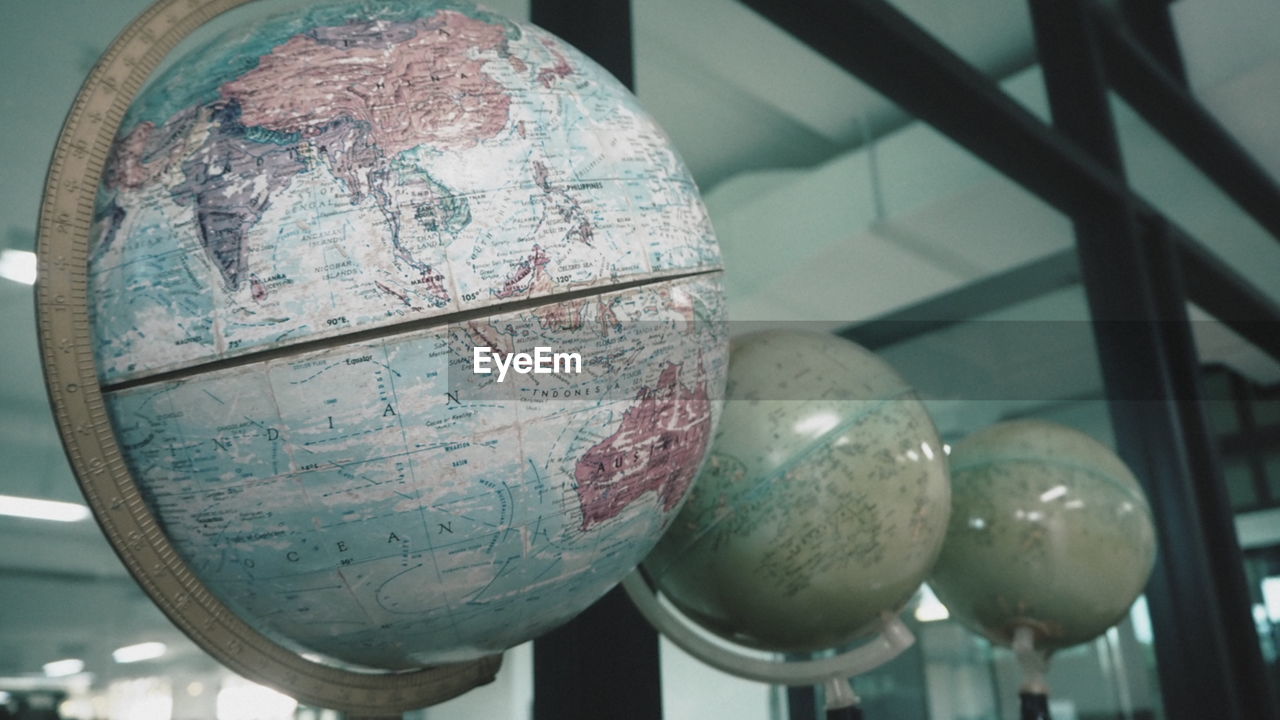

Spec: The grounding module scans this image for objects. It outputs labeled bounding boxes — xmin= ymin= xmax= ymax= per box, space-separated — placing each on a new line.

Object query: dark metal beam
xmin=837 ymin=222 xmax=1280 ymax=369
xmin=786 ymin=685 xmax=818 ymax=720
xmin=532 ymin=586 xmax=662 ymax=720
xmin=1091 ymin=5 xmax=1280 ymax=245
xmin=738 ymin=0 xmax=1128 ymax=226
xmin=1172 ymin=228 xmax=1280 ymax=364
xmin=1118 ymin=0 xmax=1188 ymax=85
xmin=838 ymin=249 xmax=1080 ymax=350
xmin=527 ymin=6 xmax=657 ymax=720
xmin=741 ymin=0 xmax=1280 ymax=359
xmin=1030 ymin=3 xmax=1277 ymax=719
xmin=531 ymin=0 xmax=634 ymax=89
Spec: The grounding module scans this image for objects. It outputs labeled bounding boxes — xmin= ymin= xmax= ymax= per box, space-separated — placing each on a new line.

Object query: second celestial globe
xmin=643 ymin=330 xmax=951 ymax=653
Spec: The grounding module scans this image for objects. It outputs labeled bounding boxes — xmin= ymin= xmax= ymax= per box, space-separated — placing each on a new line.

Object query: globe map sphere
xmin=644 ymin=331 xmax=951 ymax=653
xmin=929 ymin=420 xmax=1157 ymax=651
xmin=89 ymin=0 xmax=726 ymax=670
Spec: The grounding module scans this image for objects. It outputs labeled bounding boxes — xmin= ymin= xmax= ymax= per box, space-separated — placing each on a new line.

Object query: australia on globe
xmin=88 ymin=0 xmax=726 ymax=670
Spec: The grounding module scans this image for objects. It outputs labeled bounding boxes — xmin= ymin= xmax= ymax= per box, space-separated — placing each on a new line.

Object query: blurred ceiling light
xmin=107 ymin=677 xmax=171 ymax=720
xmin=0 ymin=249 xmax=36 ymax=285
xmin=1264 ymin=576 xmax=1280 ymax=623
xmin=216 ymin=678 xmax=297 ymax=720
xmin=1130 ymin=595 xmax=1154 ymax=645
xmin=0 ymin=494 xmax=91 ymax=522
xmin=43 ymin=659 xmax=85 ymax=678
xmin=112 ymin=642 xmax=167 ymax=664
xmin=913 ymin=583 xmax=950 ymax=622
xmin=59 ymin=697 xmax=96 ymax=720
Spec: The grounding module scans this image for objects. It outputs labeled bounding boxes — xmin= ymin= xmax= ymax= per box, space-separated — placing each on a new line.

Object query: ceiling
xmin=0 ymin=0 xmax=1277 ymax=709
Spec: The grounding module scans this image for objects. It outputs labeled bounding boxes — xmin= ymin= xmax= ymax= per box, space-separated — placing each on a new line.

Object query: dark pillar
xmin=532 ymin=586 xmax=662 ymax=720
xmin=526 ymin=4 xmax=655 ymax=719
xmin=1028 ymin=1 xmax=1278 ymax=718
xmin=531 ymin=0 xmax=634 ymax=89
xmin=787 ymin=685 xmax=818 ymax=720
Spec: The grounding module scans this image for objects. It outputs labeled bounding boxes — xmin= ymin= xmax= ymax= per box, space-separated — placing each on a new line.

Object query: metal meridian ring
xmin=621 ymin=570 xmax=915 ymax=685
xmin=34 ymin=0 xmax=500 ymax=713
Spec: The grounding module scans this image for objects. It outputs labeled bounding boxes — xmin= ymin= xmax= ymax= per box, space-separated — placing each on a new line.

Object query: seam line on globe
xmin=100 ymin=266 xmax=724 ymax=393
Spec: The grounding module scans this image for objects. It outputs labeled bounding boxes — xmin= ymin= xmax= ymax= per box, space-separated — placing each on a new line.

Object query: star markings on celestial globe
xmin=928 ymin=419 xmax=1157 ymax=652
xmin=643 ymin=330 xmax=951 ymax=654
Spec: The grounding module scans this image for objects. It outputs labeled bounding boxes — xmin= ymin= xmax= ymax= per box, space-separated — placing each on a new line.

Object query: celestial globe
xmin=87 ymin=0 xmax=726 ymax=671
xmin=643 ymin=330 xmax=951 ymax=653
xmin=929 ymin=420 xmax=1157 ymax=651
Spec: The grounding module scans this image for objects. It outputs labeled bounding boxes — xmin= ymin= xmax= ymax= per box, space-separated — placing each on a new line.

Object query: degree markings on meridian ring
xmin=35 ymin=0 xmax=499 ymax=712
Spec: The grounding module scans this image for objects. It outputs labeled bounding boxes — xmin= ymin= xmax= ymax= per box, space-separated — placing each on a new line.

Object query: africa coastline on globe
xmin=89 ymin=0 xmax=726 ymax=669
xmin=644 ymin=331 xmax=951 ymax=653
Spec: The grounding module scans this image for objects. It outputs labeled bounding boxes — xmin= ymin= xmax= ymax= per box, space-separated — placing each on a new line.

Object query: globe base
xmin=621 ymin=569 xmax=914 ymax=686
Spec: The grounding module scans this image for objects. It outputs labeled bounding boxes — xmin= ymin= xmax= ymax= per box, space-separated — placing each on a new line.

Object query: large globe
xmin=89 ymin=0 xmax=726 ymax=670
xmin=929 ymin=420 xmax=1157 ymax=651
xmin=643 ymin=331 xmax=950 ymax=653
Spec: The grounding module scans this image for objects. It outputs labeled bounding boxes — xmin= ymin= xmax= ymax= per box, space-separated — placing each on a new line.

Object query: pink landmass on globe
xmin=222 ymin=11 xmax=513 ymax=154
xmin=536 ymin=38 xmax=573 ymax=87
xmin=575 ymin=363 xmax=712 ymax=530
xmin=496 ymin=244 xmax=550 ymax=300
xmin=106 ymin=121 xmax=163 ymax=190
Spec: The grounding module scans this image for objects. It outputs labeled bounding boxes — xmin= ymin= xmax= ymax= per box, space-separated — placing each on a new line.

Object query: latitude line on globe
xmin=101 ymin=266 xmax=722 ymax=393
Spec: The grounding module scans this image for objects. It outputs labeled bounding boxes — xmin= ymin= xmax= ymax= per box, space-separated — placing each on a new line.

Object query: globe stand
xmin=1012 ymin=626 xmax=1052 ymax=720
xmin=621 ymin=569 xmax=914 ymax=717
xmin=822 ymin=676 xmax=864 ymax=720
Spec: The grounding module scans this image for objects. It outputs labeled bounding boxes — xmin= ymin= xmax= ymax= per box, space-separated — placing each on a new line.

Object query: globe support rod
xmin=620 ymin=571 xmax=915 ymax=686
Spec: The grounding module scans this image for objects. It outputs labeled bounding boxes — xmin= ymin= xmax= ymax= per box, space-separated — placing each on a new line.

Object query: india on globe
xmin=89 ymin=0 xmax=726 ymax=669
xmin=643 ymin=331 xmax=951 ymax=653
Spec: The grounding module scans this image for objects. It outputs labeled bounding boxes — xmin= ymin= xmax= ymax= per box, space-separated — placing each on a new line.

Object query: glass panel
xmin=1267 ymin=454 xmax=1280 ymax=505
xmin=1255 ymin=394 xmax=1280 ymax=429
xmin=1224 ymin=458 xmax=1260 ymax=511
xmin=1111 ymin=92 xmax=1280 ymax=310
xmin=1201 ymin=368 xmax=1242 ymax=436
xmin=1172 ymin=0 xmax=1280 ymax=187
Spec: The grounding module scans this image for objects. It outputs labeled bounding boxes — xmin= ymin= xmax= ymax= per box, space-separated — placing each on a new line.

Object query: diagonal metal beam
xmin=838 ymin=249 xmax=1080 ymax=350
xmin=743 ymin=0 xmax=1280 ymax=362
xmin=1092 ymin=4 xmax=1280 ymax=244
xmin=1119 ymin=0 xmax=1188 ymax=85
xmin=738 ymin=0 xmax=1128 ymax=225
